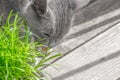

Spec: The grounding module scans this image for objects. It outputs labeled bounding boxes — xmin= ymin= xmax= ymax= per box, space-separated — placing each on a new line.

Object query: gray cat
xmin=0 ymin=0 xmax=96 ymax=47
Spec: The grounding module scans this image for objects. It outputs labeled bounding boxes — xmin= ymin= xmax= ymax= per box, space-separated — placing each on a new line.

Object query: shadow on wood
xmin=52 ymin=50 xmax=120 ymax=80
xmin=66 ymin=14 xmax=120 ymax=40
xmin=73 ymin=0 xmax=120 ymax=26
xmin=49 ymin=20 xmax=120 ymax=68
xmin=116 ymin=77 xmax=120 ymax=80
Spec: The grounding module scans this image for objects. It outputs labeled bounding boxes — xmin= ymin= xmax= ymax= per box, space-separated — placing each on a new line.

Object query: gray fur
xmin=0 ymin=0 xmax=96 ymax=47
xmin=23 ymin=0 xmax=75 ymax=47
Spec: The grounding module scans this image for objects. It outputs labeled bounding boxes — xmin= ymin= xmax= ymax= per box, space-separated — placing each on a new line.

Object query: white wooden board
xmin=43 ymin=21 xmax=120 ymax=80
xmin=53 ymin=0 xmax=120 ymax=55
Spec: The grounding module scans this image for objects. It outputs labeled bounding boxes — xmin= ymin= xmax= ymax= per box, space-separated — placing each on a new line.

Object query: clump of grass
xmin=0 ymin=11 xmax=61 ymax=80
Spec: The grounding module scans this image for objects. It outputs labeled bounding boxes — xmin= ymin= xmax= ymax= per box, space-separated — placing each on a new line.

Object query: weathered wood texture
xmin=44 ymin=21 xmax=120 ymax=80
xmin=43 ymin=0 xmax=120 ymax=80
xmin=54 ymin=0 xmax=120 ymax=55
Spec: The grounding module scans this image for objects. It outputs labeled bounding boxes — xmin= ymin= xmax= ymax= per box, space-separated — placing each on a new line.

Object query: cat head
xmin=23 ymin=0 xmax=94 ymax=47
xmin=23 ymin=0 xmax=56 ymax=47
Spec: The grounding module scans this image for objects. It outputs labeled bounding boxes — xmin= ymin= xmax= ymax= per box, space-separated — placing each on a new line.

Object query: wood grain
xmin=53 ymin=0 xmax=120 ymax=55
xmin=43 ymin=22 xmax=120 ymax=80
xmin=42 ymin=0 xmax=120 ymax=79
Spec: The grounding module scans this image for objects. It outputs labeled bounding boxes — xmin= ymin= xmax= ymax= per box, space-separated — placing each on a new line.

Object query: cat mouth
xmin=32 ymin=33 xmax=61 ymax=48
xmin=48 ymin=38 xmax=62 ymax=48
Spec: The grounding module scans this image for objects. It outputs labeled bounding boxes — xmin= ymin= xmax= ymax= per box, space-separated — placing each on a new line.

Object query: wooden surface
xmin=43 ymin=0 xmax=120 ymax=80
xmin=54 ymin=0 xmax=120 ymax=54
xmin=44 ymin=21 xmax=120 ymax=80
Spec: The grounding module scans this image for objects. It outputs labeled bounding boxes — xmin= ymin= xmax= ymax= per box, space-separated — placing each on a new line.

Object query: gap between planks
xmin=43 ymin=20 xmax=120 ymax=80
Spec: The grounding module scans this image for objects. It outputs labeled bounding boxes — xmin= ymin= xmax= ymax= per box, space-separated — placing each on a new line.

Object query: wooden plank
xmin=43 ymin=22 xmax=120 ymax=80
xmin=53 ymin=0 xmax=120 ymax=54
xmin=73 ymin=0 xmax=120 ymax=26
xmin=54 ymin=10 xmax=120 ymax=54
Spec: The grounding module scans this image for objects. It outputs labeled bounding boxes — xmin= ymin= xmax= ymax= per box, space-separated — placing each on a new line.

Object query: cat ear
xmin=32 ymin=0 xmax=47 ymax=15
